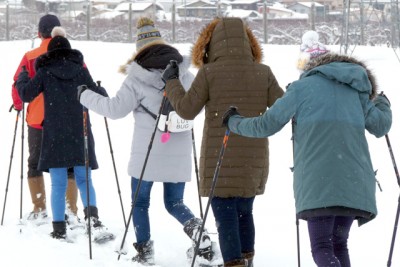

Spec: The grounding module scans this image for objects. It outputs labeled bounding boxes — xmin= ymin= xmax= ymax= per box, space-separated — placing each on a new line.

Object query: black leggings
xmin=307 ymin=216 xmax=354 ymax=267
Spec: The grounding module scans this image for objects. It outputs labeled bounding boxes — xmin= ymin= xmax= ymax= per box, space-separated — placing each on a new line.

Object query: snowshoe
xmin=65 ymin=213 xmax=84 ymax=230
xmin=86 ymin=217 xmax=115 ymax=244
xmin=84 ymin=206 xmax=115 ymax=244
xmin=24 ymin=210 xmax=49 ymax=226
xmin=187 ymin=241 xmax=223 ymax=267
xmin=132 ymin=240 xmax=155 ymax=265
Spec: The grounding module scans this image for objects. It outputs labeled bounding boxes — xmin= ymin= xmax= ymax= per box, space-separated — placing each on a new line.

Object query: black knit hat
xmin=48 ymin=27 xmax=71 ymax=51
xmin=39 ymin=14 xmax=61 ymax=38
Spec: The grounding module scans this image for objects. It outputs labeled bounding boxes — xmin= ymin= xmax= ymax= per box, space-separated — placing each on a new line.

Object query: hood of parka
xmin=303 ymin=53 xmax=378 ymax=99
xmin=191 ymin=17 xmax=263 ymax=68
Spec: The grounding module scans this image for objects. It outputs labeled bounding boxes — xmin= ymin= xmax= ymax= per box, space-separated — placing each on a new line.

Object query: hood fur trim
xmin=119 ymin=40 xmax=170 ymax=74
xmin=305 ymin=53 xmax=377 ymax=99
xmin=191 ymin=18 xmax=262 ymax=68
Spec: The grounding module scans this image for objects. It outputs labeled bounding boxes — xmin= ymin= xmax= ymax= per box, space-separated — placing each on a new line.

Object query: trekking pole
xmin=19 ymin=104 xmax=25 ymax=222
xmin=104 ymin=116 xmax=127 ymax=227
xmin=117 ymin=91 xmax=168 ymax=260
xmin=97 ymin=81 xmax=127 ymax=227
xmin=191 ymin=129 xmax=230 ymax=267
xmin=80 ymin=85 xmax=93 ymax=259
xmin=385 ymin=134 xmax=400 ymax=267
xmin=291 ymin=117 xmax=301 ymax=267
xmin=191 ymin=128 xmax=204 ymax=219
xmin=1 ymin=107 xmax=21 ymax=225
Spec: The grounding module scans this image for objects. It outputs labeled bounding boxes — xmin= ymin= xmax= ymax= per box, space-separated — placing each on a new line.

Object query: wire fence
xmin=0 ymin=4 xmax=398 ymax=46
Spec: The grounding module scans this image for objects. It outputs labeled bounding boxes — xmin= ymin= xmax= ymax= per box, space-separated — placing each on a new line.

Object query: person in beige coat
xmin=162 ymin=17 xmax=284 ymax=267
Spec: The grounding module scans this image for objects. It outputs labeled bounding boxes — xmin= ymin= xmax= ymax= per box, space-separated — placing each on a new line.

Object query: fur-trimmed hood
xmin=191 ymin=17 xmax=263 ymax=68
xmin=302 ymin=53 xmax=377 ymax=99
xmin=119 ymin=43 xmax=178 ymax=75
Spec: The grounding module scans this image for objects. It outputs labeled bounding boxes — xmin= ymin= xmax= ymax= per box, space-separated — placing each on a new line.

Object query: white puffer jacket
xmin=80 ymin=56 xmax=194 ymax=182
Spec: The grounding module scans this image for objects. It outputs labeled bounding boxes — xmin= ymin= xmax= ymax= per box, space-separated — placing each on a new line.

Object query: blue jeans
xmin=49 ymin=166 xmax=97 ymax=222
xmin=307 ymin=216 xmax=354 ymax=267
xmin=211 ymin=197 xmax=255 ymax=263
xmin=131 ymin=177 xmax=195 ymax=243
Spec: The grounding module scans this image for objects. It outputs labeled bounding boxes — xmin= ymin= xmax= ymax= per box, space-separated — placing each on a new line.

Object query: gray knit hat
xmin=135 ymin=17 xmax=165 ymax=53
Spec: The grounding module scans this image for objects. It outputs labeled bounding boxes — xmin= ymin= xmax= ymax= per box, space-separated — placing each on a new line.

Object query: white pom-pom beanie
xmin=297 ymin=30 xmax=329 ymax=70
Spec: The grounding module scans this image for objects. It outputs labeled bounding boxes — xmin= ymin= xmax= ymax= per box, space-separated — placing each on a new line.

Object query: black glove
xmin=77 ymin=85 xmax=89 ymax=101
xmin=162 ymin=60 xmax=179 ymax=83
xmin=96 ymin=86 xmax=108 ymax=97
xmin=17 ymin=66 xmax=29 ymax=84
xmin=95 ymin=80 xmax=108 ymax=97
xmin=222 ymin=106 xmax=240 ymax=128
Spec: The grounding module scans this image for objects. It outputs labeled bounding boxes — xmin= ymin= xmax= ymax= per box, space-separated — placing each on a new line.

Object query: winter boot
xmin=84 ymin=206 xmax=114 ymax=243
xmin=184 ymin=218 xmax=214 ymax=261
xmin=66 ymin=175 xmax=78 ymax=216
xmin=132 ymin=240 xmax=155 ymax=265
xmin=50 ymin=221 xmax=66 ymax=239
xmin=242 ymin=252 xmax=254 ymax=267
xmin=27 ymin=176 xmax=47 ymax=220
xmin=224 ymin=259 xmax=247 ymax=267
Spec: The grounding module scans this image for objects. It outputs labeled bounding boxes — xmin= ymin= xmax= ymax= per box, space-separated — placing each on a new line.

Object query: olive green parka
xmin=165 ymin=17 xmax=284 ymax=197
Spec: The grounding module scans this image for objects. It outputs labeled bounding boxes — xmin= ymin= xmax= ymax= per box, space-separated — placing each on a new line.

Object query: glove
xmin=95 ymin=80 xmax=108 ymax=97
xmin=17 ymin=65 xmax=29 ymax=84
xmin=162 ymin=60 xmax=179 ymax=83
xmin=222 ymin=106 xmax=240 ymax=128
xmin=77 ymin=85 xmax=89 ymax=101
xmin=376 ymin=91 xmax=390 ymax=106
xmin=96 ymin=86 xmax=108 ymax=97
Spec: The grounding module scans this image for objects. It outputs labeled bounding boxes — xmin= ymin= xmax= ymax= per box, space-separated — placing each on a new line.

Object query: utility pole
xmin=341 ymin=0 xmax=351 ymax=54
xmin=172 ymin=0 xmax=176 ymax=43
xmin=310 ymin=0 xmax=315 ymax=30
xmin=263 ymin=0 xmax=268 ymax=43
xmin=86 ymin=0 xmax=91 ymax=40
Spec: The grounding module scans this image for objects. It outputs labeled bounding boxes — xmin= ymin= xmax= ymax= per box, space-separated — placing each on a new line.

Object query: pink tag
xmin=161 ymin=132 xmax=170 ymax=143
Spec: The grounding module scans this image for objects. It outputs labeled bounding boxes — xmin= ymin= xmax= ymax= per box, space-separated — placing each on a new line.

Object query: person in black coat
xmin=16 ymin=27 xmax=111 ymax=240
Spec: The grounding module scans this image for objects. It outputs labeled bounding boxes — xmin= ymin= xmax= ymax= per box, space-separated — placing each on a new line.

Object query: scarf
xmin=135 ymin=44 xmax=183 ymax=70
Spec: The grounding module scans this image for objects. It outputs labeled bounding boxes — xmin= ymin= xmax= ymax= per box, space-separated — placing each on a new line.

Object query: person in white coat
xmin=78 ymin=17 xmax=219 ymax=266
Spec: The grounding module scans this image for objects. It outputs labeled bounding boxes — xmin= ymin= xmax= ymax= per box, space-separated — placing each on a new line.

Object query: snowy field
xmin=1 ymin=40 xmax=400 ymax=266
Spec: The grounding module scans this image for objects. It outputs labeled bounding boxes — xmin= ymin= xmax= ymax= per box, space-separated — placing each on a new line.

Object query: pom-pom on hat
xmin=38 ymin=14 xmax=61 ymax=38
xmin=48 ymin=26 xmax=71 ymax=51
xmin=135 ymin=17 xmax=165 ymax=53
xmin=297 ymin=30 xmax=329 ymax=70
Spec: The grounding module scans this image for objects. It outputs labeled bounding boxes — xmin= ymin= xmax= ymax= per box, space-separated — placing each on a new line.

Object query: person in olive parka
xmin=162 ymin=17 xmax=284 ymax=267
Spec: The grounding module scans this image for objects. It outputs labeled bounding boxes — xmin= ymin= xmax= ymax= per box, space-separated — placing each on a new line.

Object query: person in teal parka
xmin=222 ymin=31 xmax=392 ymax=267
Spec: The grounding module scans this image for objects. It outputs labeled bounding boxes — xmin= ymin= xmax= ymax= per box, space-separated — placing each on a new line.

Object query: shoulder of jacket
xmin=26 ymin=44 xmax=47 ymax=61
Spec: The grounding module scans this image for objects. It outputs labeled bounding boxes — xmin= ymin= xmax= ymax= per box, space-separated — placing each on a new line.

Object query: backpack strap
xmin=140 ymin=103 xmax=157 ymax=120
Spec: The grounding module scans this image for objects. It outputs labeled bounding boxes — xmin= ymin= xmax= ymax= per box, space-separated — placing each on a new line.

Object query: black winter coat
xmin=16 ymin=48 xmax=99 ymax=171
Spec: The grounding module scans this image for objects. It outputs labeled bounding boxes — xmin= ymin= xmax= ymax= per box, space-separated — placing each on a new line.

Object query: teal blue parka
xmin=228 ymin=53 xmax=392 ymax=225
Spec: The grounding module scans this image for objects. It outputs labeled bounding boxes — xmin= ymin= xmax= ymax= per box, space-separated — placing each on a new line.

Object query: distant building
xmin=228 ymin=0 xmax=261 ymax=11
xmin=176 ymin=0 xmax=229 ymax=18
xmin=286 ymin=1 xmax=326 ymax=17
xmin=115 ymin=2 xmax=164 ymax=19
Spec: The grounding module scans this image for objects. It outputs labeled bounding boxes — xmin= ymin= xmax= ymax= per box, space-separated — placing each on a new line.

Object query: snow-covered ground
xmin=1 ymin=40 xmax=400 ymax=266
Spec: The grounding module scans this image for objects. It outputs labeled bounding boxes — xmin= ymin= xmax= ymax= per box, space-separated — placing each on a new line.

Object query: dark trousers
xmin=307 ymin=216 xmax=354 ymax=267
xmin=211 ymin=197 xmax=255 ymax=263
xmin=27 ymin=126 xmax=43 ymax=177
